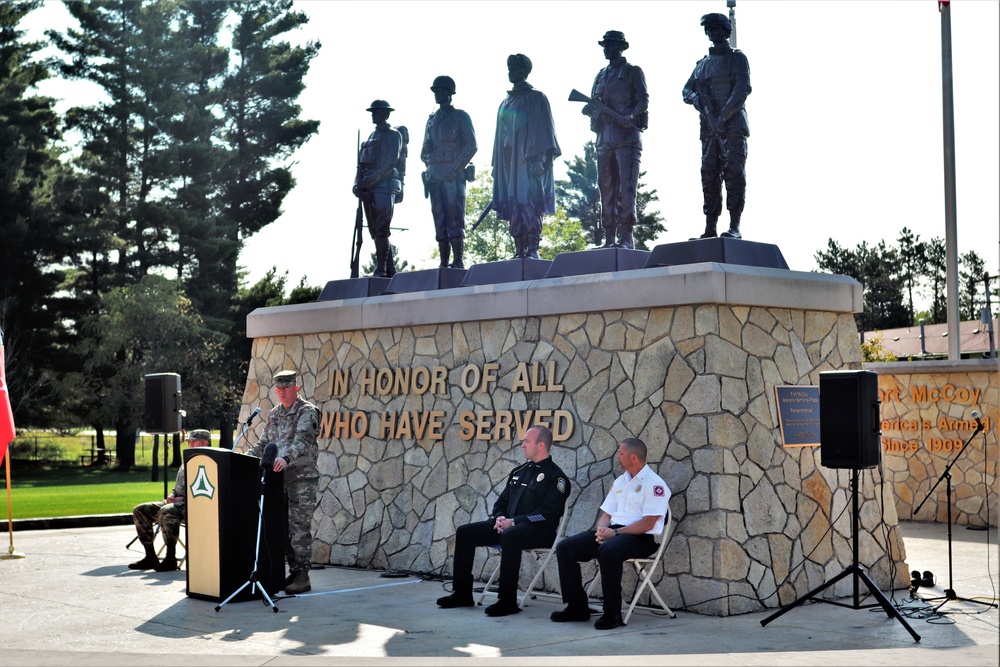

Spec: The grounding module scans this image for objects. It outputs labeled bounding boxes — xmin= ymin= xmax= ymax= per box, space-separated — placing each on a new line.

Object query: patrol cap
xmin=431 ymin=75 xmax=456 ymax=94
xmin=187 ymin=429 xmax=211 ymax=441
xmin=598 ymin=30 xmax=629 ymax=50
xmin=273 ymin=369 xmax=297 ymax=387
xmin=507 ymin=53 xmax=532 ymax=73
xmin=366 ymin=99 xmax=394 ymax=112
xmin=700 ymin=13 xmax=732 ymax=32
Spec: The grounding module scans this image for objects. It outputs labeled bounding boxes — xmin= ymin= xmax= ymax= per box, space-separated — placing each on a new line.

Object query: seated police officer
xmin=437 ymin=425 xmax=571 ymax=617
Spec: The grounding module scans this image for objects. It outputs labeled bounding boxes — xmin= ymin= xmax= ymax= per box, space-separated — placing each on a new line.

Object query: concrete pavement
xmin=0 ymin=521 xmax=996 ymax=666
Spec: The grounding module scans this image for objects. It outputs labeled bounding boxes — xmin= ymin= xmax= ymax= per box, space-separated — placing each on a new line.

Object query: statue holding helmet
xmin=420 ymin=75 xmax=478 ymax=269
xmin=682 ymin=13 xmax=751 ymax=240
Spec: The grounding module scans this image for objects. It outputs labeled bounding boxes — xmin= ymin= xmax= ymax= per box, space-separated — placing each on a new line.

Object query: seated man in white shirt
xmin=551 ymin=437 xmax=670 ymax=629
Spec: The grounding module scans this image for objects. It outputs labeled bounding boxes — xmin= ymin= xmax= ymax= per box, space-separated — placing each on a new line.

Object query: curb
xmin=1 ymin=514 xmax=133 ymax=532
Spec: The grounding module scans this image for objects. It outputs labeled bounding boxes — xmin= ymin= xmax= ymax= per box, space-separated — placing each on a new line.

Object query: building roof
xmin=865 ymin=318 xmax=998 ymax=359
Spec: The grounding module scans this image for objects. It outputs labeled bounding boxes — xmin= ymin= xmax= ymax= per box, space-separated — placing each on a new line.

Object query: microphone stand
xmin=215 ymin=461 xmax=279 ymax=614
xmin=912 ymin=422 xmax=996 ymax=612
xmin=232 ymin=415 xmax=257 ymax=451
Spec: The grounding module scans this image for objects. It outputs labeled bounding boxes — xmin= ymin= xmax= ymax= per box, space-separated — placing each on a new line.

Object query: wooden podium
xmin=184 ymin=448 xmax=286 ymax=602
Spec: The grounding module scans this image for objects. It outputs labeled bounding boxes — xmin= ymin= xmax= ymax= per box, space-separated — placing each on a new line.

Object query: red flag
xmin=0 ymin=342 xmax=15 ymax=465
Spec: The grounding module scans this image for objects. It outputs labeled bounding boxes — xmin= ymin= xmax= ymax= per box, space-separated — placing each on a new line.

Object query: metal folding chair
xmin=477 ymin=511 xmax=570 ymax=609
xmin=585 ymin=504 xmax=675 ymax=624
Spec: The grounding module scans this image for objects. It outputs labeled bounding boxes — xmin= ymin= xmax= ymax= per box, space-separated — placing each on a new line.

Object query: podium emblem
xmin=190 ymin=465 xmax=216 ymax=500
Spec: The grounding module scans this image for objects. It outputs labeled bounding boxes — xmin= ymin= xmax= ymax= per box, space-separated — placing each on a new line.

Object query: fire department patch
xmin=654 ymin=485 xmax=665 ymax=497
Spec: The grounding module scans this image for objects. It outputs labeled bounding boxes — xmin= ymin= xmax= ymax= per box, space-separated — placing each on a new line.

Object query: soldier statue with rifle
xmin=576 ymin=30 xmax=648 ymax=250
xmin=682 ymin=13 xmax=751 ymax=240
xmin=353 ymin=100 xmax=407 ymax=278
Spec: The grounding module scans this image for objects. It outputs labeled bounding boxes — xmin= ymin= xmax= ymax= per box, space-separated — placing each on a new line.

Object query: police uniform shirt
xmin=600 ymin=464 xmax=670 ymax=535
xmin=491 ymin=456 xmax=570 ymax=527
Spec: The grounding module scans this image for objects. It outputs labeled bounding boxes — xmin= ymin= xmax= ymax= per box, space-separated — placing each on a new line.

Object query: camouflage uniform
xmin=132 ymin=465 xmax=186 ymax=548
xmin=250 ymin=396 xmax=320 ymax=574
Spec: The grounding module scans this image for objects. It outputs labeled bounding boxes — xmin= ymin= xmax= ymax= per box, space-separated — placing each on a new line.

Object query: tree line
xmin=1 ymin=0 xmax=320 ymax=467
xmin=814 ymin=230 xmax=991 ymax=333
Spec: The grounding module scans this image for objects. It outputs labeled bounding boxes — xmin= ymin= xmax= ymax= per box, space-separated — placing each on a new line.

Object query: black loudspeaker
xmin=819 ymin=370 xmax=881 ymax=469
xmin=145 ymin=373 xmax=182 ymax=434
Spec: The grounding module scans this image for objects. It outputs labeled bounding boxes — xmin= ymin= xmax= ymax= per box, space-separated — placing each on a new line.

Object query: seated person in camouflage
xmin=128 ymin=429 xmax=211 ymax=572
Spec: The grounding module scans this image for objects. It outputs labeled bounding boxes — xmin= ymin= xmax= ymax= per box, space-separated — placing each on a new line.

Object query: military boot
xmin=512 ymin=235 xmax=525 ymax=259
xmin=524 ymin=234 xmax=541 ymax=260
xmin=285 ymin=568 xmax=312 ymax=595
xmin=154 ymin=543 xmax=179 ymax=572
xmin=692 ymin=218 xmax=718 ymax=240
xmin=601 ymin=225 xmax=617 ymax=248
xmin=617 ymin=225 xmax=635 ymax=250
xmin=385 ymin=242 xmax=397 ymax=277
xmin=720 ymin=213 xmax=742 ymax=239
xmin=373 ymin=238 xmax=388 ymax=277
xmin=129 ymin=543 xmax=160 ymax=570
xmin=449 ymin=238 xmax=465 ymax=269
xmin=439 ymin=241 xmax=450 ymax=268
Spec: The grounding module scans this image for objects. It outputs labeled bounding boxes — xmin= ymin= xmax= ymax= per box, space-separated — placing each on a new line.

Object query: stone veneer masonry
xmin=242 ymin=264 xmax=910 ymax=616
xmin=868 ymin=359 xmax=999 ymax=528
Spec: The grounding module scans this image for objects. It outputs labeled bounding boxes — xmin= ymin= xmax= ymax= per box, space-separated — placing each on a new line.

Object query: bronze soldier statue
xmin=421 ymin=76 xmax=477 ymax=269
xmin=683 ymin=13 xmax=751 ymax=240
xmin=354 ymin=100 xmax=407 ymax=277
xmin=492 ymin=54 xmax=561 ymax=260
xmin=583 ymin=30 xmax=648 ymax=250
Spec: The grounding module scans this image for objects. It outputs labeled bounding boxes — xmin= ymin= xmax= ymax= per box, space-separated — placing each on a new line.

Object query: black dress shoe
xmin=921 ymin=570 xmax=936 ymax=587
xmin=436 ymin=593 xmax=475 ymax=608
xmin=484 ymin=601 xmax=521 ymax=617
xmin=593 ymin=614 xmax=625 ymax=630
xmin=550 ymin=607 xmax=592 ymax=622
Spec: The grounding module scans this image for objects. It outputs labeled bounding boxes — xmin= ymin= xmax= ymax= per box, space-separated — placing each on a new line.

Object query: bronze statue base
xmin=461 ymin=259 xmax=552 ymax=287
xmin=384 ymin=268 xmax=468 ymax=295
xmin=647 ymin=238 xmax=788 ymax=270
xmin=318 ymin=277 xmax=392 ymax=301
xmin=544 ymin=248 xmax=650 ymax=279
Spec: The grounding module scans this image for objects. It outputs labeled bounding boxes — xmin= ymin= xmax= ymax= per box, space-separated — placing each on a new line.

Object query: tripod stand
xmin=912 ymin=420 xmax=996 ymax=613
xmin=761 ymin=468 xmax=920 ymax=642
xmin=215 ymin=463 xmax=279 ymax=613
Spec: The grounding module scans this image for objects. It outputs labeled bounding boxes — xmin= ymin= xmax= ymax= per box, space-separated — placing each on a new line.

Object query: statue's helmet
xmin=366 ymin=99 xmax=394 ymax=112
xmin=430 ymin=75 xmax=456 ymax=95
xmin=700 ymin=13 xmax=732 ymax=37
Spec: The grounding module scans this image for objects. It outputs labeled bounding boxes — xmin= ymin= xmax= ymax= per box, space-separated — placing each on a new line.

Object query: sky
xmin=23 ymin=0 xmax=1000 ymax=310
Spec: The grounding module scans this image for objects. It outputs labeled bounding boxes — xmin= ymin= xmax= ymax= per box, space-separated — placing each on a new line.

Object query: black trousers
xmin=452 ymin=519 xmax=555 ymax=603
xmin=555 ymin=528 xmax=656 ymax=616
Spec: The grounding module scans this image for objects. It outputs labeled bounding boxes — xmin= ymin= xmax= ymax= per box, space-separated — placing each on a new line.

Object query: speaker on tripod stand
xmin=762 ymin=369 xmax=920 ymax=642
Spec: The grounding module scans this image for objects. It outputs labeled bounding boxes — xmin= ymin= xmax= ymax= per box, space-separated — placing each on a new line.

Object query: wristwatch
xmin=613 ymin=528 xmax=620 ymax=537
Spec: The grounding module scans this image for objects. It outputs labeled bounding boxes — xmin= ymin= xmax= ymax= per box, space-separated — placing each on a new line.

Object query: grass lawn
xmin=2 ymin=465 xmax=176 ymax=519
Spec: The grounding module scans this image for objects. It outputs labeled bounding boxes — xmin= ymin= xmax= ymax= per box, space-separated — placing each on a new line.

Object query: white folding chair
xmin=478 ymin=511 xmax=570 ymax=609
xmin=585 ymin=505 xmax=675 ymax=624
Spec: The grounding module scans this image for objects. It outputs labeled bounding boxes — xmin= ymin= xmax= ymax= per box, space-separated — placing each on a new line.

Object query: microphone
xmin=260 ymin=442 xmax=279 ymax=470
xmin=971 ymin=410 xmax=983 ymax=432
xmin=244 ymin=407 xmax=261 ymax=427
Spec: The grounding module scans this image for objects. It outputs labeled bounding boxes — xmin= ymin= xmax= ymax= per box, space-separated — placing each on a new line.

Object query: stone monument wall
xmin=242 ymin=265 xmax=910 ymax=615
xmin=868 ymin=360 xmax=999 ymax=527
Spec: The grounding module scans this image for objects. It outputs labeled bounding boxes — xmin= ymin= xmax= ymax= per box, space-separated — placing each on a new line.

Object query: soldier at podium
xmin=248 ymin=369 xmax=320 ymax=595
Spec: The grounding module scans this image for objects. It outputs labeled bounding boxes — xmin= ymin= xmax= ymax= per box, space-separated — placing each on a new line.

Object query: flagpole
xmin=2 ymin=454 xmax=24 ymax=559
